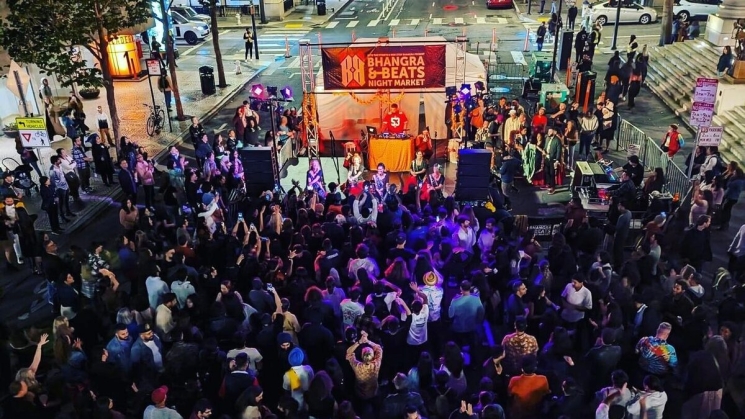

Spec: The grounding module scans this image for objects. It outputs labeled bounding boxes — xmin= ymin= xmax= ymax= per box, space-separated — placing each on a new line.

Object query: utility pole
xmin=204 ymin=0 xmax=227 ymax=87
xmin=550 ymin=0 xmax=564 ymax=80
xmin=610 ymin=0 xmax=622 ymax=50
xmin=251 ymin=2 xmax=260 ymax=59
xmin=660 ymin=0 xmax=674 ymax=46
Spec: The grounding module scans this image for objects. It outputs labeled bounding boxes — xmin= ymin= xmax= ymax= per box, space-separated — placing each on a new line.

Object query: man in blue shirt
xmin=449 ymin=280 xmax=485 ymax=350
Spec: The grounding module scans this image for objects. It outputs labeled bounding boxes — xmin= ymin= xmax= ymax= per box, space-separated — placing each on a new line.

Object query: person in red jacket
xmin=661 ymin=124 xmax=681 ymax=158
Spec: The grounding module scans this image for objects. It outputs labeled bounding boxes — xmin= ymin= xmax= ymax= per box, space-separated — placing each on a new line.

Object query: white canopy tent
xmin=313 ymin=36 xmax=487 ymax=141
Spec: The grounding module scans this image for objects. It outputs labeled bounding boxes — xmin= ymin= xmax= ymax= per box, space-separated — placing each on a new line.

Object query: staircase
xmin=643 ymin=40 xmax=745 ymax=163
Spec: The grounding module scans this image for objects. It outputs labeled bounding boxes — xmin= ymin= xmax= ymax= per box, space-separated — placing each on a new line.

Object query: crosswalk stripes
xmin=522 ymin=21 xmax=555 ymax=53
xmin=259 ymin=27 xmax=313 ymax=55
xmin=323 ymin=16 xmax=509 ymax=29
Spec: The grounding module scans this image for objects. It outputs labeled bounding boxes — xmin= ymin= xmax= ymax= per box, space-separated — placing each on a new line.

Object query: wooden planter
xmin=79 ymin=89 xmax=101 ymax=100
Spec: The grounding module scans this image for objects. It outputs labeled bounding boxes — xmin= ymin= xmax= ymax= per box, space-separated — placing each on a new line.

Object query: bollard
xmin=425 ymin=29 xmax=428 ymax=37
xmin=523 ymin=29 xmax=530 ymax=52
xmin=392 ymin=29 xmax=396 ymax=38
xmin=492 ymin=28 xmax=497 ymax=46
xmin=565 ymin=59 xmax=571 ymax=86
xmin=284 ymin=35 xmax=291 ymax=58
xmin=236 ymin=13 xmax=242 ymax=25
xmin=462 ymin=27 xmax=466 ymax=37
xmin=317 ymin=32 xmax=322 ymax=48
xmin=352 ymin=30 xmax=356 ymax=41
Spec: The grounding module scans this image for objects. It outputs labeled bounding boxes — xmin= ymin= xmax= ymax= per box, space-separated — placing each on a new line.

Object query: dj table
xmin=368 ymin=134 xmax=413 ymax=173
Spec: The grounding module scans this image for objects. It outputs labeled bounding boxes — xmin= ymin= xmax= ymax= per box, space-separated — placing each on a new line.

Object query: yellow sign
xmin=15 ymin=117 xmax=46 ymax=130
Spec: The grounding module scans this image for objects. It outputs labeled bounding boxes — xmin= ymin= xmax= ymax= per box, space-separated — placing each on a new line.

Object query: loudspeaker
xmin=575 ymin=71 xmax=597 ymax=113
xmin=455 ymin=149 xmax=491 ymax=201
xmin=559 ymin=30 xmax=574 ymax=70
xmin=240 ymin=147 xmax=276 ymax=196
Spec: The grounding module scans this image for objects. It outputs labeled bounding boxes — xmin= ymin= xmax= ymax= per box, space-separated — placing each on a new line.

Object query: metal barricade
xmin=487 ymin=62 xmax=529 ymax=97
xmin=615 ymin=116 xmax=691 ymax=200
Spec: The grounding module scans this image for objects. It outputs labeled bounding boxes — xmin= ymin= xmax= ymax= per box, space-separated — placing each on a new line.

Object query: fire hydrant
xmin=236 ymin=13 xmax=242 ymax=25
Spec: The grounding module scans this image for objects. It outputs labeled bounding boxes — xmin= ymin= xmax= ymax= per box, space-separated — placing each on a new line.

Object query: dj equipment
xmin=455 ymin=149 xmax=491 ymax=201
xmin=377 ymin=132 xmax=411 ymax=139
xmin=240 ymin=147 xmax=276 ymax=196
xmin=575 ymin=71 xmax=597 ymax=112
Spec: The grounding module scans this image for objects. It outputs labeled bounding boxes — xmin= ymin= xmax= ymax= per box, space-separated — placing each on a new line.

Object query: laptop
xmin=366 ymin=126 xmax=378 ymax=136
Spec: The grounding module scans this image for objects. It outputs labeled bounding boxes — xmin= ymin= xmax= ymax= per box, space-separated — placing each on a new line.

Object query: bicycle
xmin=144 ymin=103 xmax=165 ymax=136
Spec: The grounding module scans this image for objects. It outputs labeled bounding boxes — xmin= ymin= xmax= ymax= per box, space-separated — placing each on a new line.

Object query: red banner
xmin=321 ymin=45 xmax=446 ymax=90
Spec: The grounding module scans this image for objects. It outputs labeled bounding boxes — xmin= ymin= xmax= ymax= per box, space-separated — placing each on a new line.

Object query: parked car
xmin=170 ymin=10 xmax=210 ymax=44
xmin=593 ymin=1 xmax=658 ymax=25
xmin=486 ymin=0 xmax=514 ymax=9
xmin=172 ymin=5 xmax=211 ymax=23
xmin=674 ymin=0 xmax=720 ymax=21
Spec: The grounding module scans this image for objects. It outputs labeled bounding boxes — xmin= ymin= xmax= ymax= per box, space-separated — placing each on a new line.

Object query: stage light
xmin=251 ymin=84 xmax=264 ymax=98
xmin=474 ymin=81 xmax=485 ymax=91
xmin=276 ymin=105 xmax=285 ymax=115
xmin=267 ymin=86 xmax=278 ymax=98
xmin=445 ymin=86 xmax=457 ymax=97
xmin=460 ymin=84 xmax=471 ymax=95
xmin=281 ymin=86 xmax=293 ymax=101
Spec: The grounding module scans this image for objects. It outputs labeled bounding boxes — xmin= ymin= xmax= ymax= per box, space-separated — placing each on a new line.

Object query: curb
xmin=63 ymin=64 xmax=270 ymax=236
xmin=216 ymin=0 xmax=354 ymax=30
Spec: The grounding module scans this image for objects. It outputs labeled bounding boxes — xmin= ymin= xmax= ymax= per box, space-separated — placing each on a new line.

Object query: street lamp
xmin=250 ymin=2 xmax=260 ymax=59
xmin=610 ymin=0 xmax=623 ymax=50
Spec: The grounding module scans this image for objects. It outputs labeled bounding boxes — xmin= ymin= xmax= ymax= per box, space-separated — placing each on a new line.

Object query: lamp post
xmin=550 ymin=0 xmax=564 ymax=80
xmin=251 ymin=3 xmax=260 ymax=59
xmin=610 ymin=0 xmax=623 ymax=50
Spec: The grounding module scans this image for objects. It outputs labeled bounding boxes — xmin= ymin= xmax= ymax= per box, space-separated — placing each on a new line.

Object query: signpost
xmin=687 ymin=77 xmax=719 ymax=179
xmin=16 ymin=117 xmax=50 ymax=147
xmin=145 ymin=58 xmax=172 ymax=132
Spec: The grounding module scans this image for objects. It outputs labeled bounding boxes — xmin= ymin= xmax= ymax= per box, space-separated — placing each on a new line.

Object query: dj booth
xmin=367 ymin=132 xmax=413 ymax=173
xmin=570 ymin=161 xmax=620 ymax=215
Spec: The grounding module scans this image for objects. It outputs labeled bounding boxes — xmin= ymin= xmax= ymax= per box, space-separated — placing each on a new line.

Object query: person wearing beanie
xmin=143 ymin=385 xmax=182 ymax=418
xmin=283 ymin=347 xmax=314 ymax=406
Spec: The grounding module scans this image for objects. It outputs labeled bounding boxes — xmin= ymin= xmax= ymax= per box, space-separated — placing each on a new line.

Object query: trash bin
xmin=317 ymin=0 xmax=326 ymax=15
xmin=199 ymin=65 xmax=216 ymax=95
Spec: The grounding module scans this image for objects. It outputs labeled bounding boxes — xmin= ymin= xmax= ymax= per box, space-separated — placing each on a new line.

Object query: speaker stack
xmin=559 ymin=30 xmax=574 ymax=71
xmin=575 ymin=71 xmax=597 ymax=113
xmin=239 ymin=147 xmax=276 ymax=196
xmin=454 ymin=149 xmax=492 ymax=201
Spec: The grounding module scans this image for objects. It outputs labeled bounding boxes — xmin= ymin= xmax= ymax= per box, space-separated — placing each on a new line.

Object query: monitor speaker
xmin=240 ymin=147 xmax=276 ymax=196
xmin=455 ymin=149 xmax=491 ymax=201
xmin=576 ymin=71 xmax=597 ymax=113
xmin=559 ymin=30 xmax=574 ymax=70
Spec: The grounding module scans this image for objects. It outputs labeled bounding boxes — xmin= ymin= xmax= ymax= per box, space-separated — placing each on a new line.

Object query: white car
xmin=593 ymin=1 xmax=658 ymax=25
xmin=172 ymin=5 xmax=211 ymax=23
xmin=674 ymin=0 xmax=720 ymax=21
xmin=171 ymin=11 xmax=210 ymax=44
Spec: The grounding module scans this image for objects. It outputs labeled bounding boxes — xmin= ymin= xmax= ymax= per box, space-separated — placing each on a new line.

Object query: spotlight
xmin=460 ymin=84 xmax=471 ymax=96
xmin=267 ymin=86 xmax=278 ymax=98
xmin=445 ymin=86 xmax=457 ymax=97
xmin=280 ymin=86 xmax=294 ymax=101
xmin=474 ymin=81 xmax=485 ymax=91
xmin=250 ymin=84 xmax=265 ymax=98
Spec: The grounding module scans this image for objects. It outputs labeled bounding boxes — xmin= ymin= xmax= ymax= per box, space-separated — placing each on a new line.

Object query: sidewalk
xmin=215 ymin=0 xmax=352 ymax=29
xmin=14 ymin=59 xmax=273 ymax=233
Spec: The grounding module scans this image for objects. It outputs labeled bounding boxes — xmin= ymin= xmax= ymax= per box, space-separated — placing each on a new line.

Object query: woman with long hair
xmin=119 ymin=198 xmax=139 ymax=239
xmin=305 ymin=371 xmax=337 ymax=419
xmin=441 ymin=341 xmax=467 ymax=396
xmin=245 ymin=117 xmax=261 ymax=147
xmin=408 ymin=351 xmax=435 ymax=392
xmin=385 ymin=257 xmax=412 ymax=300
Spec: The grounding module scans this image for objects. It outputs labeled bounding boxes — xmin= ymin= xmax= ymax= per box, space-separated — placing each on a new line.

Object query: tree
xmin=202 ymin=0 xmax=227 ymax=88
xmin=660 ymin=0 xmax=674 ymax=46
xmin=0 ymin=0 xmax=151 ymax=144
xmin=155 ymin=0 xmax=186 ymax=120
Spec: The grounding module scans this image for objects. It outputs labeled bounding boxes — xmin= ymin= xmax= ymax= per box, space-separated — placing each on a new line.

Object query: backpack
xmin=713 ymin=155 xmax=726 ymax=175
xmin=434 ymin=387 xmax=452 ymax=418
xmin=158 ymin=75 xmax=168 ymax=89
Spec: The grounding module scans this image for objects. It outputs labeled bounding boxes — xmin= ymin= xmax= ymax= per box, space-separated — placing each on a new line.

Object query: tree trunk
xmin=160 ymin=0 xmax=185 ymax=120
xmin=660 ymin=0 xmax=674 ymax=46
xmin=95 ymin=30 xmax=121 ymax=154
xmin=211 ymin=1 xmax=227 ymax=87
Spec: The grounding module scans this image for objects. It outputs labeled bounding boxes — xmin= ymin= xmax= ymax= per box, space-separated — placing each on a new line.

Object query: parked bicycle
xmin=144 ymin=103 xmax=165 ymax=136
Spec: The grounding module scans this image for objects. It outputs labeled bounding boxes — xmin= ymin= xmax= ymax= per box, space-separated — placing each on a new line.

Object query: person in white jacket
xmin=56 ymin=147 xmax=81 ymax=203
xmin=626 ymin=375 xmax=667 ymax=419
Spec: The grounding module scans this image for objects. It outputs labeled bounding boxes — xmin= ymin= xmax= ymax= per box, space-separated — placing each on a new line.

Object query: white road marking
xmin=497 ymin=17 xmax=507 ymax=24
xmin=411 ymin=18 xmax=420 ymax=25
xmin=326 ymin=21 xmax=339 ymax=28
xmin=369 ymin=19 xmax=380 ymax=26
xmin=347 ymin=20 xmax=359 ymax=27
xmin=218 ymin=123 xmax=227 ymax=131
xmin=455 ymin=17 xmax=464 ymax=24
xmin=433 ymin=18 xmax=443 ymax=24
xmin=477 ymin=17 xmax=486 ymax=24
xmin=390 ymin=18 xmax=400 ymax=26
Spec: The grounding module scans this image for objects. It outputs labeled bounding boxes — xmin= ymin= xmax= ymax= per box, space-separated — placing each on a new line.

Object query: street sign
xmin=146 ymin=59 xmax=162 ymax=76
xmin=698 ymin=126 xmax=724 ymax=147
xmin=16 ymin=117 xmax=50 ymax=147
xmin=693 ymin=77 xmax=718 ymax=105
xmin=690 ymin=102 xmax=714 ymax=127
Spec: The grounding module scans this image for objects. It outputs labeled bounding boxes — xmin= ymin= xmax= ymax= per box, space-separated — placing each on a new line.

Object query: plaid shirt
xmin=71 ymin=145 xmax=89 ymax=170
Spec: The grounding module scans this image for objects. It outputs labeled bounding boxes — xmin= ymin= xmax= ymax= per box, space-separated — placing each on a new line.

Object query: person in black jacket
xmin=222 ymin=352 xmax=258 ymax=414
xmin=584 ymin=328 xmax=622 ymax=393
xmin=39 ymin=176 xmax=62 ymax=234
xmin=117 ymin=159 xmax=138 ymax=204
xmin=567 ymin=3 xmax=578 ymax=30
xmin=189 ymin=116 xmax=205 ymax=144
xmin=91 ymin=134 xmax=115 ymax=186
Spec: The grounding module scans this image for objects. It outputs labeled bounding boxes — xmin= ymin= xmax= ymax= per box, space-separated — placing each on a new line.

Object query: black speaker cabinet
xmin=239 ymin=147 xmax=275 ymax=196
xmin=576 ymin=71 xmax=597 ymax=112
xmin=455 ymin=149 xmax=491 ymax=201
xmin=559 ymin=30 xmax=574 ymax=70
